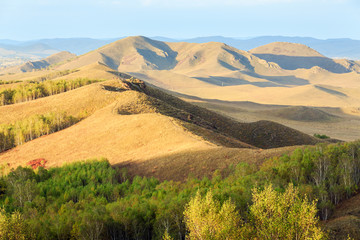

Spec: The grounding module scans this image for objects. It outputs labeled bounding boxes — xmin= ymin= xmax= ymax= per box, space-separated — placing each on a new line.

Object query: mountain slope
xmin=2 ymin=51 xmax=76 ymax=73
xmin=3 ymin=36 xmax=360 ymax=59
xmin=259 ymin=106 xmax=339 ymax=122
xmin=250 ymin=42 xmax=324 ymax=57
xmin=250 ymin=42 xmax=352 ymax=73
xmin=178 ymin=36 xmax=360 ymax=60
xmin=140 ymin=84 xmax=322 ymax=148
xmin=57 ymin=36 xmax=278 ymax=75
xmin=57 ymin=36 xmax=178 ymax=72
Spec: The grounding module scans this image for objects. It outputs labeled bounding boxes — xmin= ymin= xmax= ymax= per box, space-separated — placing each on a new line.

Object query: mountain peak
xmin=250 ymin=42 xmax=324 ymax=57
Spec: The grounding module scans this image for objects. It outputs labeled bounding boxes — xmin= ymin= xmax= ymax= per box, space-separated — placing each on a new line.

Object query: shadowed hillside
xmin=325 ymin=193 xmax=360 ymax=239
xmin=139 ymin=83 xmax=322 ymax=148
xmin=259 ymin=106 xmax=339 ymax=122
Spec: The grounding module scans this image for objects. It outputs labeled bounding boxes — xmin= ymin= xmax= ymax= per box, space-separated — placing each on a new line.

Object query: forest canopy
xmin=0 ymin=140 xmax=359 ymax=239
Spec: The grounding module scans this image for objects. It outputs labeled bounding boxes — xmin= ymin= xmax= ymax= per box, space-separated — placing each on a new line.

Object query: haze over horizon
xmin=1 ymin=0 xmax=359 ymax=41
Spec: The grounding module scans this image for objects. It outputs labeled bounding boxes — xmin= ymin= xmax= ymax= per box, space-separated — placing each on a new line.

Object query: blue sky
xmin=0 ymin=0 xmax=359 ymax=40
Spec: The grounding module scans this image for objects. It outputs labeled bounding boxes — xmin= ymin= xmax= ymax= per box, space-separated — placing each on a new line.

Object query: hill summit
xmin=250 ymin=42 xmax=324 ymax=57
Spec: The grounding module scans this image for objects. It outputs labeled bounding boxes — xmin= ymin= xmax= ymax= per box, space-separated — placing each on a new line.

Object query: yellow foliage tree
xmin=162 ymin=230 xmax=173 ymax=240
xmin=184 ymin=190 xmax=244 ymax=240
xmin=0 ymin=209 xmax=32 ymax=240
xmin=248 ymin=184 xmax=327 ymax=240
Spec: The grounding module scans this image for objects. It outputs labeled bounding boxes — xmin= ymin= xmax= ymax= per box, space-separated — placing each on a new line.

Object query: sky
xmin=0 ymin=0 xmax=359 ymax=40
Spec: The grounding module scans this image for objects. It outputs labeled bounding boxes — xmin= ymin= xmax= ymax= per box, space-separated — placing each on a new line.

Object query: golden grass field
xmin=0 ymin=78 xmax=305 ymax=181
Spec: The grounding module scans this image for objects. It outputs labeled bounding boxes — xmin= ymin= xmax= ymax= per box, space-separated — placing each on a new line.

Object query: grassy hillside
xmin=259 ymin=106 xmax=339 ymax=122
xmin=0 ymin=76 xmax=323 ymax=181
xmin=141 ymin=84 xmax=322 ymax=148
xmin=0 ymin=80 xmax=121 ymax=124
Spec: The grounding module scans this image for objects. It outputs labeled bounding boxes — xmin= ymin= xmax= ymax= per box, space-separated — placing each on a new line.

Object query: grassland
xmin=0 ymin=75 xmax=322 ymax=181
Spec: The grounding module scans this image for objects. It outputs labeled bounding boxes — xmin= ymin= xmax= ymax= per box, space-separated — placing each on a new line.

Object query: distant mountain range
xmin=1 ymin=36 xmax=360 ymax=62
xmin=0 ymin=38 xmax=116 ymax=56
xmin=0 ymin=38 xmax=116 ymax=68
xmin=152 ymin=36 xmax=360 ymax=60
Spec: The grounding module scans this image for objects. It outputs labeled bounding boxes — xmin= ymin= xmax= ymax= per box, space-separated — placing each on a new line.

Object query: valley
xmin=0 ymin=35 xmax=359 ymax=239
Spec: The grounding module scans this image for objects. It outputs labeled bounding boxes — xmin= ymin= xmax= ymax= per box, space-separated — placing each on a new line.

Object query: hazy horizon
xmin=1 ymin=35 xmax=360 ymax=42
xmin=1 ymin=0 xmax=359 ymax=41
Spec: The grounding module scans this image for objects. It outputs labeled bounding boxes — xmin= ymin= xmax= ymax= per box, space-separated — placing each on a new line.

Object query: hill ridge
xmin=250 ymin=41 xmax=325 ymax=57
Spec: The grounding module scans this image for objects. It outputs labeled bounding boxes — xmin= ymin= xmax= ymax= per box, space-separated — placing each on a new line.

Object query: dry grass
xmin=141 ymin=85 xmax=323 ymax=149
xmin=259 ymin=106 xmax=339 ymax=122
xmin=118 ymin=145 xmax=298 ymax=181
xmin=186 ymin=97 xmax=360 ymax=142
xmin=0 ymin=106 xmax=217 ymax=171
xmin=324 ymin=194 xmax=360 ymax=239
xmin=53 ymin=62 xmax=119 ymax=80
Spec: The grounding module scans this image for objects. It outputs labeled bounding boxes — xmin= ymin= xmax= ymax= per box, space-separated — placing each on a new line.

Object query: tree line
xmin=261 ymin=141 xmax=360 ymax=220
xmin=0 ymin=112 xmax=82 ymax=152
xmin=183 ymin=185 xmax=325 ymax=240
xmin=0 ymin=141 xmax=358 ymax=239
xmin=0 ymin=78 xmax=100 ymax=106
xmin=0 ymin=80 xmax=21 ymax=86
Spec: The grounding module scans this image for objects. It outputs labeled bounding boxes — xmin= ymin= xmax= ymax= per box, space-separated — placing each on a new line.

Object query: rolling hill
xmin=45 ymin=36 xmax=360 ymax=109
xmin=170 ymin=36 xmax=360 ymax=60
xmin=249 ymin=42 xmax=359 ymax=73
xmin=0 ymin=76 xmax=322 ymax=180
xmin=3 ymin=36 xmax=360 ymax=60
xmin=1 ymin=51 xmax=76 ymax=74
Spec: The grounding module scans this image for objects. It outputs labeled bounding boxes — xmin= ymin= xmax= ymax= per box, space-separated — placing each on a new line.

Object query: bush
xmin=314 ymin=133 xmax=330 ymax=139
